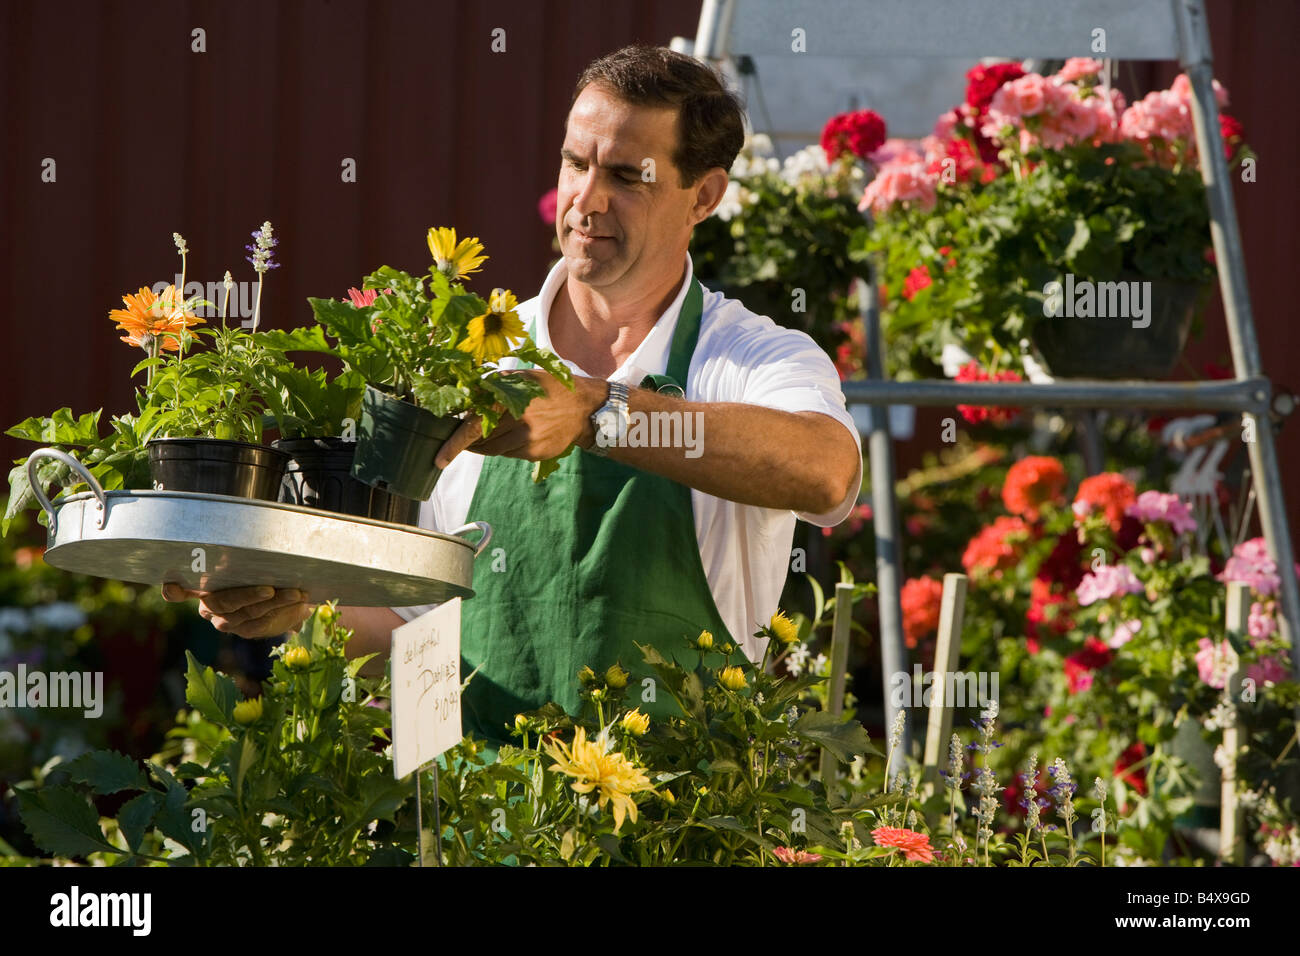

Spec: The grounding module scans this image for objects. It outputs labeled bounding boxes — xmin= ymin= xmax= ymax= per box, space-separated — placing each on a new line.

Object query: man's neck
xmin=548 ymin=260 xmax=688 ymax=379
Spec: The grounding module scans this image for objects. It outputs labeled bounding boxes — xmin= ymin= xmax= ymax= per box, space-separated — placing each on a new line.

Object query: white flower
xmin=811 ymin=653 xmax=829 ymax=676
xmin=750 ymin=133 xmax=774 ymax=156
xmin=785 ymin=642 xmax=810 ymax=676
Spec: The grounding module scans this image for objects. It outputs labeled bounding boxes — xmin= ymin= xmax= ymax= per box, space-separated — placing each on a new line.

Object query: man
xmin=165 ymin=45 xmax=862 ymax=745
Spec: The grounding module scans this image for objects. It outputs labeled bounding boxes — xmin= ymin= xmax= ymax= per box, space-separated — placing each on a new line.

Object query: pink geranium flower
xmin=1126 ymin=490 xmax=1197 ymax=535
xmin=1075 ymin=565 xmax=1143 ymax=606
xmin=1195 ymin=638 xmax=1237 ymax=689
xmin=858 ymin=160 xmax=938 ymax=216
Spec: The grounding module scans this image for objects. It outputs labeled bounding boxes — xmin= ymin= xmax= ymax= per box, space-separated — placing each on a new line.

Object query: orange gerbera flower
xmin=871 ymin=825 xmax=934 ymax=862
xmin=110 ymin=285 xmax=203 ymax=351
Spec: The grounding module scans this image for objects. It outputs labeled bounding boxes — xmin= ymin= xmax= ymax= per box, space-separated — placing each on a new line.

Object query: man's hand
xmin=162 ymin=584 xmax=314 ymax=638
xmin=435 ymin=371 xmax=606 ymax=469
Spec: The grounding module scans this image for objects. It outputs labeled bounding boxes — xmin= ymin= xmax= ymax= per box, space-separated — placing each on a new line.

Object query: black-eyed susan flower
xmin=458 ymin=288 xmax=525 ymax=364
xmin=233 ymin=697 xmax=263 ymax=725
xmin=542 ymin=727 xmax=654 ymax=833
xmin=427 ymin=226 xmax=487 ymax=282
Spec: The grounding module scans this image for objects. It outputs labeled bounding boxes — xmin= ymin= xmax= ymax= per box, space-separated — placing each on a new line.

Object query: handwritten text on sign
xmin=392 ymin=598 xmax=461 ymax=778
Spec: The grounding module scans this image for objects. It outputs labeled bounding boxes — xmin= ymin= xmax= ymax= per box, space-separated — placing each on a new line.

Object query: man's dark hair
xmin=569 ymin=44 xmax=746 ymax=188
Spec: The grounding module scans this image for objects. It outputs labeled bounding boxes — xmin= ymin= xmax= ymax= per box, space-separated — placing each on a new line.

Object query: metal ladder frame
xmin=697 ymin=0 xmax=1300 ymax=756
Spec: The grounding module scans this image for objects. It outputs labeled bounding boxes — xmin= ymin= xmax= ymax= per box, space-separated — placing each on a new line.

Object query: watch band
xmin=589 ymin=381 xmax=630 ymax=456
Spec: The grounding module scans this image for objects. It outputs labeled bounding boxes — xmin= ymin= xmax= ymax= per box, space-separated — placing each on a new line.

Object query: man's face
xmin=557 ymin=83 xmax=720 ymax=293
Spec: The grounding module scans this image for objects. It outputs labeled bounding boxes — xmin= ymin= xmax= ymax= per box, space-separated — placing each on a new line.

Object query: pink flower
xmin=1170 ymin=73 xmax=1229 ymax=109
xmin=1056 ymin=97 xmax=1099 ymax=142
xmin=1248 ymin=602 xmax=1277 ymax=640
xmin=858 ymin=161 xmax=938 ymax=216
xmin=347 ymin=287 xmax=379 ymax=308
xmin=773 ymin=846 xmax=823 ymax=864
xmin=537 ymin=187 xmax=558 ymax=225
xmin=1109 ymin=619 xmax=1142 ymax=649
xmin=870 ymin=138 xmax=925 ymax=166
xmin=1247 ymin=654 xmax=1290 ymax=687
xmin=1126 ymin=490 xmax=1197 ymax=535
xmin=1219 ymin=537 xmax=1288 ymax=597
xmin=871 ymin=826 xmax=935 ymax=863
xmin=1055 ymin=58 xmax=1102 ymax=84
xmin=932 ymin=109 xmax=960 ymax=140
xmin=1075 ymin=565 xmax=1143 ymax=606
xmin=1071 ymin=500 xmax=1093 ymax=520
xmin=1195 ymin=638 xmax=1237 ymax=689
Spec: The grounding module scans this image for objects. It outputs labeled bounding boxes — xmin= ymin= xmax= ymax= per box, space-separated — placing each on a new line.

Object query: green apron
xmin=459 ymin=277 xmax=735 ymax=745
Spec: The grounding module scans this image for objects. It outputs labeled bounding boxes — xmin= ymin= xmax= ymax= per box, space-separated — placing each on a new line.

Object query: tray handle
xmin=26 ymin=448 xmax=109 ymax=535
xmin=448 ymin=521 xmax=493 ymax=558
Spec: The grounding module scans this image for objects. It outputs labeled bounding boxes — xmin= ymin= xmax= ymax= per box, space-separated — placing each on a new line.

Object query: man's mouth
xmin=572 ymin=227 xmax=614 ymax=241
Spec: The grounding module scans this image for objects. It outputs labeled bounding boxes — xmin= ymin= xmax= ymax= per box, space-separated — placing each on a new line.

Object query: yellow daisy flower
xmin=620 ymin=708 xmax=650 ymax=737
xmin=718 ymin=666 xmax=749 ymax=691
xmin=427 ymin=226 xmax=487 ymax=282
xmin=543 ymin=727 xmax=654 ymax=833
xmin=458 ymin=288 xmax=525 ymax=364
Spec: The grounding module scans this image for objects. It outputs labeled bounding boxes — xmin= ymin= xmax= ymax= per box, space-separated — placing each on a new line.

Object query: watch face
xmin=594 ymin=409 xmax=619 ymax=446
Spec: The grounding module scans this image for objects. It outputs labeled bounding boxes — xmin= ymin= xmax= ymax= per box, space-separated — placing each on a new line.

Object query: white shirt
xmin=393 ymin=252 xmax=863 ymax=662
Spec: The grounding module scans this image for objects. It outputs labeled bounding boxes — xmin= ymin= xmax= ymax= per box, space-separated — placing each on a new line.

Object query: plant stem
xmin=253 ymin=275 xmax=264 ymax=332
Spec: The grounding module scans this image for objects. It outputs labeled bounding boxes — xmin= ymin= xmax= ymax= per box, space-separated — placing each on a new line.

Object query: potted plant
xmin=255 ymin=359 xmax=420 ymax=525
xmin=854 ymin=61 xmax=1252 ymax=381
xmin=140 ymin=224 xmax=293 ymax=499
xmin=265 ymin=227 xmax=573 ymax=500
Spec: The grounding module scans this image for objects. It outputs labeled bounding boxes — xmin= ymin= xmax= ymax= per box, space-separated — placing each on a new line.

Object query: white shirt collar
xmin=527 ymin=252 xmax=696 ymax=384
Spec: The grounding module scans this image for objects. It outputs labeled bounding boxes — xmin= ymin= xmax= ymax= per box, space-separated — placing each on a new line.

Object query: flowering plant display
xmin=266 ymin=227 xmax=572 ymax=435
xmin=689 ymin=116 xmax=882 ymax=367
xmin=4 ymin=226 xmax=296 ymax=527
xmin=852 ymin=60 xmax=1252 ymax=380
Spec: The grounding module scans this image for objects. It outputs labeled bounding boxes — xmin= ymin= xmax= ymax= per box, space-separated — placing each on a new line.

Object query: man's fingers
xmin=208 ymin=602 xmax=314 ymax=639
xmin=435 ymin=415 xmax=484 ymax=469
xmin=162 ymin=582 xmax=207 ymax=602
xmin=206 ymin=588 xmax=307 ymax=623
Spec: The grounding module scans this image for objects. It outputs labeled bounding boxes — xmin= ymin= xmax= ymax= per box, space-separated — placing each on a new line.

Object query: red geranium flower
xmin=901 ymin=576 xmax=945 ymax=649
xmin=902 ymin=265 xmax=932 ymax=300
xmin=962 ymin=515 xmax=1031 ymax=578
xmin=1063 ymin=636 xmax=1113 ymax=694
xmin=964 ymin=62 xmax=1027 ymax=115
xmin=820 ymin=109 xmax=887 ymax=163
xmin=1218 ymin=113 xmax=1245 ymax=161
xmin=955 ymin=361 xmax=1022 ymax=426
xmin=1002 ymin=456 xmax=1067 ymax=521
xmin=1114 ymin=741 xmax=1148 ymax=797
xmin=1025 ymin=578 xmax=1075 ymax=654
xmin=1074 ymin=473 xmax=1137 ymax=532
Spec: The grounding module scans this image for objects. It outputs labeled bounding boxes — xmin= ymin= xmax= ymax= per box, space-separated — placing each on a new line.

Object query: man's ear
xmin=689 ymin=167 xmax=730 ymax=225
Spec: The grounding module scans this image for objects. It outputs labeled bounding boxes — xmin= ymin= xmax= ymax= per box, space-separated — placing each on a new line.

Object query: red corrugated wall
xmin=2 ymin=0 xmax=1296 ymax=545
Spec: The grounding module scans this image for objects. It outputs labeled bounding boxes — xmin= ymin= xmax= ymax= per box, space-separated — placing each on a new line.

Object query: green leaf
xmin=410 ymin=380 xmax=468 ymax=417
xmin=184 ymin=651 xmax=237 ymax=725
xmin=64 ymin=750 xmax=149 ymax=795
xmin=480 ymin=372 xmax=544 ymax=419
xmin=233 ymin=736 xmax=259 ymax=800
xmin=117 ymin=791 xmax=162 ymax=853
xmin=532 ymin=445 xmax=576 ymax=483
xmin=16 ymin=787 xmax=119 ymax=859
xmin=793 ymin=710 xmax=880 ymax=762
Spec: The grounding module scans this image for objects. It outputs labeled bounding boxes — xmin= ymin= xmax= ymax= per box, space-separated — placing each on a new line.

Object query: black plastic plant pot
xmin=274 ymin=436 xmax=422 ymax=525
xmin=1031 ymin=278 xmax=1205 ymax=380
xmin=351 ymin=386 xmax=461 ymax=501
xmin=146 ymin=438 xmax=292 ymax=501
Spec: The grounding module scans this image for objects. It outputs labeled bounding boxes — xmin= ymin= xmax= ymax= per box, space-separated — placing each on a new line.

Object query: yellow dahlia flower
xmin=718 ymin=666 xmax=748 ymax=691
xmin=543 ymin=727 xmax=654 ymax=833
xmin=769 ymin=609 xmax=800 ymax=645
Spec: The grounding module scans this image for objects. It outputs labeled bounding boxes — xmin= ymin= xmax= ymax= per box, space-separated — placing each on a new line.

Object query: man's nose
xmin=571 ymin=169 xmax=610 ymax=219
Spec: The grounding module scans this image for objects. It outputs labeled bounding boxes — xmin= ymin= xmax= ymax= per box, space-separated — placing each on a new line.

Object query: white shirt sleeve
xmin=718 ymin=319 xmax=864 ymax=527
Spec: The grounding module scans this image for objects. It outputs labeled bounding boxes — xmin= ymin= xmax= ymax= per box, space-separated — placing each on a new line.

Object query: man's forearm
xmin=605 ymin=387 xmax=861 ymax=514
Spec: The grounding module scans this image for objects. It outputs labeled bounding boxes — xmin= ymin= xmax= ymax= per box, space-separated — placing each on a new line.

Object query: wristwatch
xmin=588 ymin=381 xmax=630 ymax=455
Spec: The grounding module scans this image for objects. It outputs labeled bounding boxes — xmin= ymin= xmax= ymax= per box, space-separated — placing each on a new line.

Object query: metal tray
xmin=27 ymin=448 xmax=491 ymax=607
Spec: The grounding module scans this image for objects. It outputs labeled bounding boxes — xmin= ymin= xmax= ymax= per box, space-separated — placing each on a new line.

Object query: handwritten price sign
xmin=391 ymin=598 xmax=462 ymax=779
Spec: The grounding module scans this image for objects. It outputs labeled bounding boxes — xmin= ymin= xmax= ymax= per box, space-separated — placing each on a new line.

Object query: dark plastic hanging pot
xmin=146 ymin=438 xmax=291 ymax=500
xmin=274 ymin=436 xmax=422 ymax=525
xmin=351 ymin=386 xmax=461 ymax=501
xmin=1031 ymin=278 xmax=1207 ymax=379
